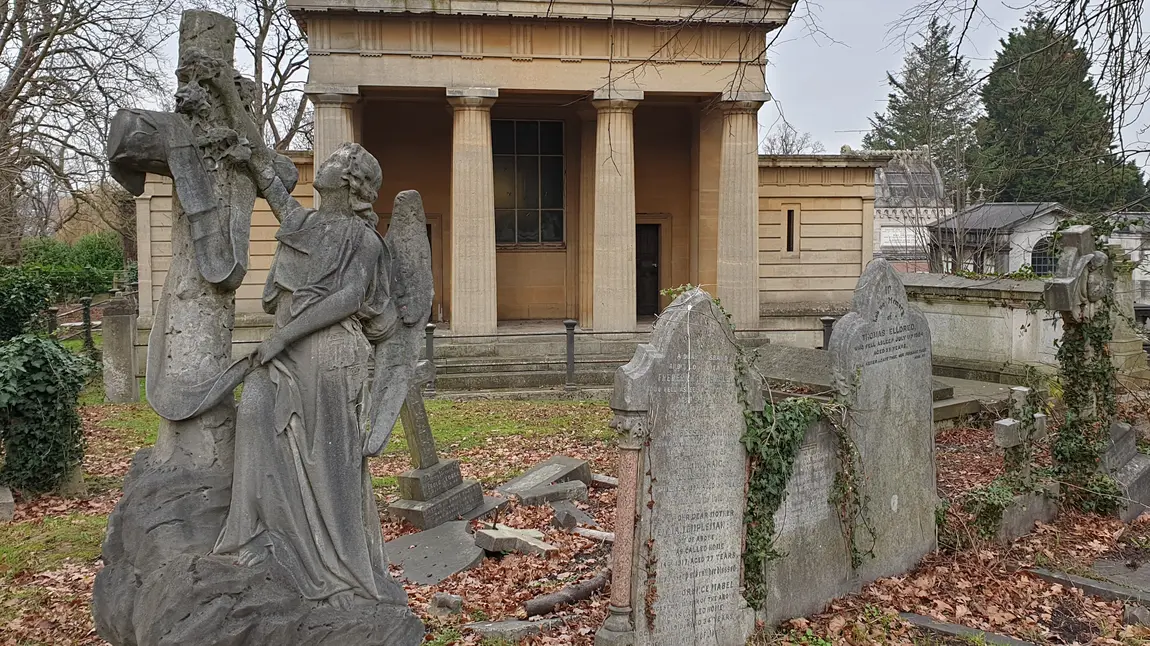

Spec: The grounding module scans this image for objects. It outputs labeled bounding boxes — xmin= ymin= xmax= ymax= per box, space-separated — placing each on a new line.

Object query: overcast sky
xmin=759 ymin=0 xmax=1150 ymax=169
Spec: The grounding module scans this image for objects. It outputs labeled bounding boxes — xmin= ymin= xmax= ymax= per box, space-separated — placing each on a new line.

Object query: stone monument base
xmin=1107 ymin=422 xmax=1150 ymax=523
xmin=94 ymin=450 xmax=423 ymax=646
xmin=389 ymin=479 xmax=485 ymax=529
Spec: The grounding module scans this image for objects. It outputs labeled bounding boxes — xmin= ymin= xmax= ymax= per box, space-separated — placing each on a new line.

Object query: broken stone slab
xmin=995 ymin=487 xmax=1059 ymax=544
xmin=0 ymin=486 xmax=12 ymax=522
xmin=1106 ymin=422 xmax=1138 ymax=473
xmin=571 ymin=527 xmax=614 ymax=543
xmin=1112 ymin=452 xmax=1150 ymax=523
xmin=475 ymin=524 xmax=559 ymax=557
xmin=899 ymin=612 xmax=1033 ymax=645
xmin=496 ymin=456 xmax=591 ymax=498
xmin=550 ymin=500 xmax=598 ymax=530
xmin=386 ymin=521 xmax=485 ymax=585
xmin=460 ymin=495 xmax=509 ymax=522
xmin=388 ymin=479 xmax=485 ymax=529
xmin=464 ymin=618 xmax=565 ymax=642
xmin=590 ymin=473 xmax=618 ymax=489
xmin=1124 ymin=603 xmax=1150 ymax=626
xmin=428 ymin=592 xmax=463 ymax=618
xmin=518 ymin=480 xmax=588 ymax=506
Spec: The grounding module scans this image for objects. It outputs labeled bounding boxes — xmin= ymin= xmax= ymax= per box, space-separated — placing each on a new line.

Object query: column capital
xmin=591 ymin=98 xmax=639 ymax=114
xmin=719 ymin=100 xmax=763 ymax=115
xmin=720 ymin=90 xmax=771 ymax=103
xmin=448 ymin=95 xmax=496 ymax=110
xmin=307 ymin=89 xmax=361 ymax=106
xmin=592 ymin=87 xmax=643 ymax=102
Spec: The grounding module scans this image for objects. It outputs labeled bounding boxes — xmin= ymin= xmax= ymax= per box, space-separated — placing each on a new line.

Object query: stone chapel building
xmin=135 ymin=0 xmax=892 ymax=350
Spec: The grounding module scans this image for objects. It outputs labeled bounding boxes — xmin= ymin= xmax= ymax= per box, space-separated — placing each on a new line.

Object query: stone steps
xmin=434 ymin=367 xmax=618 ymax=391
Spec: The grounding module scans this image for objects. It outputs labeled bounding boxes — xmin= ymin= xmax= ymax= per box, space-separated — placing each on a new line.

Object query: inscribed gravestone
xmin=829 ymin=258 xmax=937 ymax=582
xmin=614 ymin=289 xmax=756 ymax=646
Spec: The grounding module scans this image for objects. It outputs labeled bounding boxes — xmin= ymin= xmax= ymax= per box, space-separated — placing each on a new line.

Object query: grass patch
xmin=0 ymin=514 xmax=107 ymax=577
xmin=372 ymin=476 xmax=398 ymax=493
xmin=100 ymin=399 xmax=161 ymax=447
xmin=382 ymin=399 xmax=612 ymax=456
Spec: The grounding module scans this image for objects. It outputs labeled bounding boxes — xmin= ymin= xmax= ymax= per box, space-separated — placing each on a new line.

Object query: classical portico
xmin=294 ymin=1 xmax=789 ymax=334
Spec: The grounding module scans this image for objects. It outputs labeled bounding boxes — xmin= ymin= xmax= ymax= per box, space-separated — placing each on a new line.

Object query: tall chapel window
xmin=493 ymin=120 xmax=565 ymax=245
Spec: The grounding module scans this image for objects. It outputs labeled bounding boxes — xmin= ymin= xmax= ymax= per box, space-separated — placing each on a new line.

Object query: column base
xmin=595 ymin=605 xmax=634 ymax=646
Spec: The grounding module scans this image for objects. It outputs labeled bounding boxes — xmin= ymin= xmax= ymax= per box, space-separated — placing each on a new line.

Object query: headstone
xmin=387 ymin=521 xmax=485 ymax=585
xmin=496 ymin=455 xmax=592 ymax=501
xmin=597 ymin=288 xmax=757 ymax=646
xmin=828 ymin=258 xmax=937 ymax=580
xmin=387 ymin=361 xmax=495 ymax=529
xmin=101 ymin=296 xmax=138 ymax=403
xmin=0 ymin=485 xmax=13 ymax=522
xmin=756 ymin=342 xmax=953 ymax=401
xmin=518 ymin=480 xmax=588 ymax=506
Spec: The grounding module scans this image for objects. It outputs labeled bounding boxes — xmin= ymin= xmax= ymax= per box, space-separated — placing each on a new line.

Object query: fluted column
xmin=448 ymin=88 xmax=498 ymax=335
xmin=716 ymin=97 xmax=765 ymax=329
xmin=578 ymin=107 xmax=597 ymax=328
xmin=310 ymin=91 xmax=360 ymax=206
xmin=311 ymin=91 xmax=359 ymax=163
xmin=592 ymin=91 xmax=641 ymax=332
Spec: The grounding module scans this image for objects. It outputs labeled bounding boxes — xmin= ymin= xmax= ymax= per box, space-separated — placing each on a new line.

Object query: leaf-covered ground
xmin=3 ymin=389 xmax=1150 ymax=645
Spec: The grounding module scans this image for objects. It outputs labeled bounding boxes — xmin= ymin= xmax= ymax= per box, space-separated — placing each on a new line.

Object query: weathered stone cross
xmin=399 ymin=360 xmax=438 ymax=470
xmin=1044 ymin=224 xmax=1114 ymax=323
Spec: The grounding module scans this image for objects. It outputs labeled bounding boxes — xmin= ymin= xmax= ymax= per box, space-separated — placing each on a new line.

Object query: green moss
xmin=0 ymin=514 xmax=107 ymax=576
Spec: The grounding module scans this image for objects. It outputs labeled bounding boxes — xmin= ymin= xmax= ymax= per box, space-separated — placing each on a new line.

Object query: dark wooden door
xmin=636 ymin=224 xmax=660 ymax=316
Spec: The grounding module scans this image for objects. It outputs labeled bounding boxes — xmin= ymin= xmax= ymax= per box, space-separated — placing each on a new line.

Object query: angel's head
xmin=314 ymin=142 xmax=383 ymax=222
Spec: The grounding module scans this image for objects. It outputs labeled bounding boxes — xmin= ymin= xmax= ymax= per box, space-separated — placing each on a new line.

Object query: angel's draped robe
xmin=213 ymin=206 xmax=402 ymax=602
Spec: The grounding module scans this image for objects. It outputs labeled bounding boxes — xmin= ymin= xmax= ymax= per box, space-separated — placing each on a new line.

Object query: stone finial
xmin=1045 ymin=224 xmax=1115 ymax=322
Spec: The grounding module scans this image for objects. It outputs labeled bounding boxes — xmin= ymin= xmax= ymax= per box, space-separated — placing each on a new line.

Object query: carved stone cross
xmin=1044 ymin=225 xmax=1114 ymax=323
xmin=399 ymin=360 xmax=438 ymax=470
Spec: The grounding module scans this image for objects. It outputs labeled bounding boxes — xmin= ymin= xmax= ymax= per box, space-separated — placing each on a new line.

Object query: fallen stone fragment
xmin=0 ymin=486 xmax=12 ymax=522
xmin=572 ymin=527 xmax=614 ymax=543
xmin=497 ymin=456 xmax=591 ymax=498
xmin=518 ymin=480 xmax=588 ymax=506
xmin=524 ymin=569 xmax=610 ymax=617
xmin=899 ymin=612 xmax=1032 ymax=645
xmin=428 ymin=592 xmax=464 ymax=618
xmin=590 ymin=473 xmax=618 ymax=489
xmin=550 ymin=500 xmax=598 ymax=529
xmin=475 ymin=524 xmax=559 ymax=556
xmin=464 ymin=618 xmax=565 ymax=641
xmin=386 ymin=520 xmax=484 ymax=585
xmin=1125 ymin=603 xmax=1150 ymax=626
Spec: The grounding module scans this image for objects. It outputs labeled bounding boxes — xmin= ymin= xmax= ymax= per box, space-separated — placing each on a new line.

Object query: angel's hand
xmin=256 ymin=335 xmax=286 ymax=365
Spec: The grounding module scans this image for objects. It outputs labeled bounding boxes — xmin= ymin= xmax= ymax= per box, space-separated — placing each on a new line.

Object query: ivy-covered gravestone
xmin=596 ymin=288 xmax=759 ymax=646
xmin=1046 ymin=225 xmax=1150 ymax=520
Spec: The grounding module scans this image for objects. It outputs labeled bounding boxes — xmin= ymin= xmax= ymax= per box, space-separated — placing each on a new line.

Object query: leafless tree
xmin=0 ymin=0 xmax=175 ymax=263
xmin=761 ymin=122 xmax=826 ymax=155
xmin=204 ymin=0 xmax=311 ymax=150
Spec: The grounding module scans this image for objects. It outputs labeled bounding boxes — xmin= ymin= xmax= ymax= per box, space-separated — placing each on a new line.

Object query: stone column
xmin=596 ymin=414 xmax=644 ymax=646
xmin=578 ymin=107 xmax=597 ymax=328
xmin=310 ymin=91 xmax=359 ymax=206
xmin=310 ymin=91 xmax=359 ymax=162
xmin=591 ymin=90 xmax=641 ymax=332
xmin=716 ymin=94 xmax=766 ymax=330
xmin=447 ymin=88 xmax=499 ymax=335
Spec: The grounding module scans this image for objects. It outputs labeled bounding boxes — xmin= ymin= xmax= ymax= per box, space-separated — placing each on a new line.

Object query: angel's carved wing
xmin=363 ymin=190 xmax=435 ymax=457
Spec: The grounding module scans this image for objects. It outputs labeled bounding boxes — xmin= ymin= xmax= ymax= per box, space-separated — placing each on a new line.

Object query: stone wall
xmin=899 ymin=273 xmax=1061 ymax=383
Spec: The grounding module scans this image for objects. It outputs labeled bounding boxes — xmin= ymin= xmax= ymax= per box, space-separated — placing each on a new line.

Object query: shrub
xmin=21 ymin=237 xmax=73 ymax=267
xmin=0 ymin=267 xmax=54 ymax=343
xmin=71 ymin=232 xmax=125 ymax=273
xmin=0 ymin=335 xmax=91 ymax=493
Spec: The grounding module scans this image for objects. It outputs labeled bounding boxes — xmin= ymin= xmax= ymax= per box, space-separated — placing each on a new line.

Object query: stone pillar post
xmin=716 ymin=94 xmax=767 ymax=330
xmin=102 ymin=295 xmax=139 ymax=403
xmin=596 ymin=413 xmax=644 ymax=646
xmin=591 ymin=90 xmax=641 ymax=332
xmin=447 ymin=88 xmax=499 ymax=335
xmin=310 ymin=91 xmax=360 ymax=206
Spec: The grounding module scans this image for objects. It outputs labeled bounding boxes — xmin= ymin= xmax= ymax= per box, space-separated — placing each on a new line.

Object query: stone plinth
xmin=101 ymin=296 xmax=138 ymax=403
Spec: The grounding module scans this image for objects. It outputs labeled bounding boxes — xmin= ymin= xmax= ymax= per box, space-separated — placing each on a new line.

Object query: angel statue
xmin=152 ymin=143 xmax=433 ymax=613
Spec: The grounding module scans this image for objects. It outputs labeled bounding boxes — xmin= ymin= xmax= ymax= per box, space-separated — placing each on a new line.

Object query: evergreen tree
xmin=975 ymin=14 xmax=1148 ymax=214
xmin=863 ymin=18 xmax=979 ymax=209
